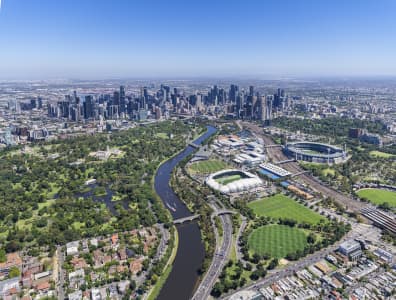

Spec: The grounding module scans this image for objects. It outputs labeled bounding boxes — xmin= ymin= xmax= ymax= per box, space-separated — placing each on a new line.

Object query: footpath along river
xmin=154 ymin=125 xmax=217 ymax=300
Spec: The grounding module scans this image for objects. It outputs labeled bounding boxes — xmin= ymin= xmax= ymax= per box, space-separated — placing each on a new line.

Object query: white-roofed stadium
xmin=284 ymin=142 xmax=347 ymax=164
xmin=205 ymin=169 xmax=262 ymax=194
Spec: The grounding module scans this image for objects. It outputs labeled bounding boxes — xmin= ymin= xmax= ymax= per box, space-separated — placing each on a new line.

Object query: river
xmin=154 ymin=125 xmax=217 ymax=300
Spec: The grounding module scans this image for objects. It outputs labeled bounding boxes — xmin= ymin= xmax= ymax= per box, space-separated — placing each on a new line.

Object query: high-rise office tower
xmin=30 ymin=99 xmax=37 ymax=109
xmin=273 ymin=88 xmax=286 ymax=111
xmin=229 ymin=84 xmax=239 ymax=103
xmin=260 ymin=96 xmax=266 ymax=121
xmin=252 ymin=95 xmax=258 ymax=119
xmin=120 ymin=86 xmax=126 ymax=113
xmin=218 ymin=88 xmax=226 ymax=105
xmin=249 ymin=86 xmax=254 ymax=97
xmin=143 ymin=87 xmax=149 ymax=100
xmin=140 ymin=87 xmax=147 ymax=109
xmin=113 ymin=91 xmax=120 ymax=106
xmin=37 ymin=97 xmax=43 ymax=109
xmin=236 ymin=92 xmax=244 ymax=118
xmin=83 ymin=95 xmax=94 ymax=119
xmin=266 ymin=95 xmax=273 ymax=123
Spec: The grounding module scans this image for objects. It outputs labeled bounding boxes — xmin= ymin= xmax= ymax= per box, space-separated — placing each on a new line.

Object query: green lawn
xmin=248 ymin=225 xmax=307 ymax=258
xmin=94 ymin=186 xmax=107 ymax=197
xmin=369 ymin=151 xmax=395 ymax=159
xmin=16 ymin=199 xmax=56 ymax=231
xmin=322 ymin=168 xmax=335 ymax=176
xmin=248 ymin=194 xmax=325 ymax=224
xmin=16 ymin=218 xmax=34 ymax=230
xmin=215 ymin=174 xmax=242 ymax=185
xmin=357 ymin=188 xmax=396 ymax=207
xmin=111 ymin=194 xmax=123 ymax=202
xmin=189 ymin=159 xmax=228 ymax=174
xmin=38 ymin=199 xmax=55 ymax=210
xmin=155 ymin=132 xmax=169 ymax=139
xmin=72 ymin=221 xmax=86 ymax=230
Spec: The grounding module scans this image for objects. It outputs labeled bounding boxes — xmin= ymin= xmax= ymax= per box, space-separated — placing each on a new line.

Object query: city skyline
xmin=0 ymin=0 xmax=396 ymax=79
xmin=0 ymin=2 xmax=396 ymax=299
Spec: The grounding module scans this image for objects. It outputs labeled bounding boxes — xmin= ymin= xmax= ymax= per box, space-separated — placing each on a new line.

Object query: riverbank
xmin=144 ymin=127 xmax=208 ymax=298
xmin=154 ymin=125 xmax=217 ymax=300
xmin=146 ymin=228 xmax=179 ymax=300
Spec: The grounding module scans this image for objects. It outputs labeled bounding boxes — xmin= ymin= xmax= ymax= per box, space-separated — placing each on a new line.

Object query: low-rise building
xmin=0 ymin=253 xmax=22 ymax=278
xmin=0 ymin=277 xmax=20 ymax=297
xmin=339 ymin=240 xmax=362 ymax=261
xmin=66 ymin=241 xmax=80 ymax=256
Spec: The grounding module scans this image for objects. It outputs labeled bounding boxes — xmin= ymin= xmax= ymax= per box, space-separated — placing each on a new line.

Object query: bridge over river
xmin=154 ymin=125 xmax=218 ymax=300
xmin=173 ymin=209 xmax=237 ymax=225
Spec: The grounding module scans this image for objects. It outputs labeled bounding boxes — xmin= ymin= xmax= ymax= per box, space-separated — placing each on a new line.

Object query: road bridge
xmin=212 ymin=209 xmax=237 ymax=217
xmin=173 ymin=214 xmax=200 ymax=224
xmin=274 ymin=159 xmax=296 ymax=165
xmin=188 ymin=142 xmax=200 ymax=149
xmin=264 ymin=144 xmax=282 ymax=148
xmin=173 ymin=210 xmax=237 ymax=225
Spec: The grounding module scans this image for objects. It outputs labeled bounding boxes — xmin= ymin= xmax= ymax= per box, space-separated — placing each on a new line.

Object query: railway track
xmin=243 ymin=122 xmax=364 ymax=212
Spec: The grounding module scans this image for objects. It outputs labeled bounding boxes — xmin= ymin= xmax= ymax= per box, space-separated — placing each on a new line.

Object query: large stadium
xmin=284 ymin=142 xmax=347 ymax=164
xmin=206 ymin=169 xmax=263 ymax=194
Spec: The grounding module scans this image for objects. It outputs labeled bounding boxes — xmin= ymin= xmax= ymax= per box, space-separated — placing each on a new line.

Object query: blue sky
xmin=0 ymin=0 xmax=395 ymax=79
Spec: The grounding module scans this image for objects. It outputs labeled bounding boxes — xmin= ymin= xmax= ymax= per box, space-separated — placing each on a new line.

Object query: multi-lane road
xmin=193 ymin=121 xmax=382 ymax=300
xmin=216 ymin=122 xmax=385 ymax=299
xmin=192 ymin=205 xmax=234 ymax=300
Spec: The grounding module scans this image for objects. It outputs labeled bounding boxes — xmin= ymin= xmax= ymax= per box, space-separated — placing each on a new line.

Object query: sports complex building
xmin=258 ymin=163 xmax=314 ymax=200
xmin=205 ymin=169 xmax=263 ymax=194
xmin=284 ymin=142 xmax=347 ymax=164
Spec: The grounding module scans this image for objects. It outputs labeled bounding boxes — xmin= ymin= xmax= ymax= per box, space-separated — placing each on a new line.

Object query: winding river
xmin=154 ymin=125 xmax=217 ymax=300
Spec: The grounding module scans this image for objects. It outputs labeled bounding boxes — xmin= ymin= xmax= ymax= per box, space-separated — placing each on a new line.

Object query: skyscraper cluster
xmin=46 ymin=84 xmax=290 ymax=123
xmin=201 ymin=85 xmax=289 ymax=123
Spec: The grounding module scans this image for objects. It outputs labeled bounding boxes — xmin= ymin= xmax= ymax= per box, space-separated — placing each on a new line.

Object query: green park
xmin=188 ymin=159 xmax=228 ymax=174
xmin=0 ymin=120 xmax=200 ymax=253
xmin=248 ymin=225 xmax=307 ymax=258
xmin=357 ymin=188 xmax=396 ymax=208
xmin=248 ymin=194 xmax=325 ymax=224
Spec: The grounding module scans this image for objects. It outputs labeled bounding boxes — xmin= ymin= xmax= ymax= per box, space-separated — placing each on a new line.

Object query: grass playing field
xmin=215 ymin=174 xmax=242 ymax=185
xmin=188 ymin=159 xmax=228 ymax=174
xmin=369 ymin=150 xmax=395 ymax=159
xmin=248 ymin=194 xmax=325 ymax=224
xmin=248 ymin=225 xmax=307 ymax=258
xmin=357 ymin=188 xmax=396 ymax=207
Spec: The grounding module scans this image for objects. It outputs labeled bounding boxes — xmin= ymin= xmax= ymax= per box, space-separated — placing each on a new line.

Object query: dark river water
xmin=75 ymin=184 xmax=129 ymax=215
xmin=155 ymin=125 xmax=217 ymax=300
